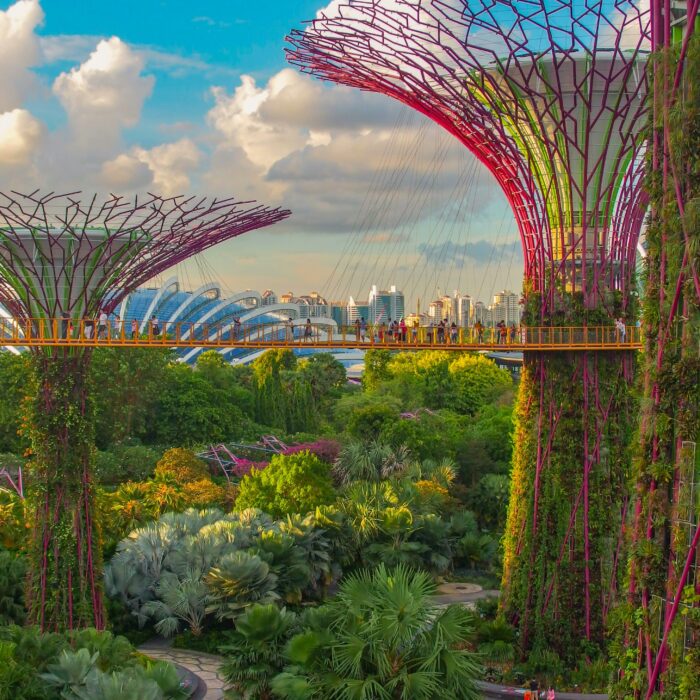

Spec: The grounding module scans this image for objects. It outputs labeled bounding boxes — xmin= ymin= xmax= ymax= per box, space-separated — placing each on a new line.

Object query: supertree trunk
xmin=502 ymin=350 xmax=636 ymax=661
xmin=24 ymin=349 xmax=104 ymax=631
xmin=611 ymin=28 xmax=700 ymax=699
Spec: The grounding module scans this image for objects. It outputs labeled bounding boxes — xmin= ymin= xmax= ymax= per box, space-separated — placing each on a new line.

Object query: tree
xmin=272 ymin=564 xmax=482 ymax=700
xmin=0 ymin=353 xmax=30 ymax=454
xmin=235 ymin=451 xmax=336 ymax=517
xmin=90 ymin=347 xmax=171 ymax=448
xmin=148 ymin=363 xmax=246 ymax=445
xmin=448 ymin=354 xmax=513 ymax=415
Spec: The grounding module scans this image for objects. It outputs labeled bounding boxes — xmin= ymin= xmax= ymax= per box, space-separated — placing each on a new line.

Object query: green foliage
xmin=0 ymin=626 xmax=185 ymax=700
xmin=0 ymin=550 xmax=26 ymax=625
xmin=149 ymin=362 xmax=248 ymax=445
xmin=0 ymin=353 xmax=31 ymax=454
xmin=90 ymin=347 xmax=171 ymax=448
xmin=95 ymin=444 xmax=160 ymax=485
xmin=235 ymin=451 xmax=336 ymax=517
xmin=271 ymin=565 xmax=482 ymax=700
xmin=220 ymin=604 xmax=297 ymax=699
xmin=206 ymin=550 xmax=280 ymax=620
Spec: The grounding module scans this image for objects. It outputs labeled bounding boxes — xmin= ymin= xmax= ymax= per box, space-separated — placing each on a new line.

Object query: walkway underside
xmin=2 ymin=321 xmax=642 ymax=352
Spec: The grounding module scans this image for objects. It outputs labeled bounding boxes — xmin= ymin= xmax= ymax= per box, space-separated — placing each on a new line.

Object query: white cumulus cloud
xmin=52 ymin=36 xmax=154 ymax=149
xmin=0 ymin=108 xmax=43 ymax=165
xmin=0 ymin=0 xmax=44 ymax=112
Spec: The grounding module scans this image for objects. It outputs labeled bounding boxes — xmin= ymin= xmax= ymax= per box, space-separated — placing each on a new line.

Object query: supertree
xmin=610 ymin=2 xmax=700 ymax=696
xmin=0 ymin=190 xmax=290 ymax=630
xmin=288 ymin=0 xmax=650 ymax=658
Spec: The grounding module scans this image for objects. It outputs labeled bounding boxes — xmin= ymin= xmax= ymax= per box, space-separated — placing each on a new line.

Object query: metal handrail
xmin=0 ymin=318 xmax=643 ymax=351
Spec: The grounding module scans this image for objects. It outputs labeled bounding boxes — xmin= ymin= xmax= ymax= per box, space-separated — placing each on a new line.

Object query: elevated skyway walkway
xmin=0 ymin=320 xmax=642 ymax=352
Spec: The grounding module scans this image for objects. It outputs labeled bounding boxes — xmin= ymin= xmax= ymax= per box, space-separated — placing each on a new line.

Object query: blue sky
xmin=0 ymin=0 xmax=521 ymax=308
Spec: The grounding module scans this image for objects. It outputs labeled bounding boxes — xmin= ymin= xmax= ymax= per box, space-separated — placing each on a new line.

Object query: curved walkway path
xmin=139 ymin=638 xmax=226 ymax=700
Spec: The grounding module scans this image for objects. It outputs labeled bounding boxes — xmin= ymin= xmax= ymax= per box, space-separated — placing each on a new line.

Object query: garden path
xmin=139 ymin=639 xmax=226 ymax=700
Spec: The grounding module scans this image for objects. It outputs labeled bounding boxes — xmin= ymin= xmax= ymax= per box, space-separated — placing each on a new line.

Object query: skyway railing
xmin=0 ymin=319 xmax=642 ymax=352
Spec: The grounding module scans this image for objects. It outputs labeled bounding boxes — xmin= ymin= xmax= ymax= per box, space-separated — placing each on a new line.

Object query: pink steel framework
xmin=288 ymin=0 xmax=651 ymax=313
xmin=0 ymin=190 xmax=291 ymax=322
xmin=288 ymin=0 xmax=652 ymax=657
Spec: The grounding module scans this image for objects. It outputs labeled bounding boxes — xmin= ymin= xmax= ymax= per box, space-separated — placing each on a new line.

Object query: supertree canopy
xmin=289 ymin=0 xmax=650 ymax=659
xmin=289 ymin=0 xmax=650 ymax=309
xmin=0 ymin=191 xmax=290 ymax=630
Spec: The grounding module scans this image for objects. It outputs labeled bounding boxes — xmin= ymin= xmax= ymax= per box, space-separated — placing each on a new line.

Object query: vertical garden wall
xmin=611 ymin=34 xmax=700 ymax=699
xmin=502 ymin=292 xmax=638 ymax=660
xmin=24 ymin=348 xmax=104 ymax=630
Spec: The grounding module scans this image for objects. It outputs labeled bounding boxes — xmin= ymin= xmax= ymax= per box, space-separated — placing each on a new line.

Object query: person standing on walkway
xmin=151 ymin=315 xmax=160 ymax=337
xmin=399 ymin=317 xmax=407 ymax=343
xmin=411 ymin=319 xmax=419 ymax=344
xmin=304 ymin=318 xmax=312 ymax=342
xmin=131 ymin=318 xmax=138 ymax=340
xmin=98 ymin=309 xmax=108 ymax=339
xmin=360 ymin=317 xmax=367 ymax=341
xmin=450 ymin=321 xmax=458 ymax=344
xmin=475 ymin=321 xmax=484 ymax=344
xmin=286 ymin=317 xmax=294 ymax=341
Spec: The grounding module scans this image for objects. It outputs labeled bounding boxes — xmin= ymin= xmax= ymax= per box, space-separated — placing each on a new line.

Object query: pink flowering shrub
xmin=283 ymin=439 xmax=340 ymax=464
xmin=230 ymin=459 xmax=269 ymax=479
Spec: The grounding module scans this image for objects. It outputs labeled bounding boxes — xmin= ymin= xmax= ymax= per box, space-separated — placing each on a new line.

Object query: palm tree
xmin=332 ymin=442 xmax=412 ymax=485
xmin=272 ymin=564 xmax=482 ymax=699
xmin=220 ymin=604 xmax=297 ymax=700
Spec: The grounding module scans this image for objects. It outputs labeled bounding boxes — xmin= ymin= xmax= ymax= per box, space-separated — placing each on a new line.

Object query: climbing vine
xmin=23 ymin=348 xmax=105 ymax=631
xmin=610 ymin=34 xmax=700 ymax=699
xmin=502 ymin=344 xmax=636 ymax=664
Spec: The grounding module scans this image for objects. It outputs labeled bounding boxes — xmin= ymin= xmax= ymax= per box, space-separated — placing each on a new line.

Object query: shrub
xmin=272 ymin=565 xmax=482 ymax=699
xmin=235 ymin=451 xmax=335 ymax=517
xmin=220 ymin=604 xmax=296 ymax=699
xmin=181 ymin=479 xmax=227 ymax=509
xmin=154 ymin=448 xmax=209 ymax=484
xmin=206 ymin=551 xmax=279 ymax=620
xmin=0 ymin=550 xmax=26 ymax=625
xmin=282 ymin=439 xmax=340 ymax=464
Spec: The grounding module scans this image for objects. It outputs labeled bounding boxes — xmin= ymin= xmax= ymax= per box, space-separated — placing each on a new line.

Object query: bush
xmin=272 ymin=565 xmax=482 ymax=699
xmin=0 ymin=626 xmax=187 ymax=700
xmin=181 ymin=479 xmax=227 ymax=509
xmin=220 ymin=604 xmax=296 ymax=698
xmin=154 ymin=448 xmax=209 ymax=484
xmin=0 ymin=550 xmax=26 ymax=625
xmin=235 ymin=451 xmax=335 ymax=517
xmin=282 ymin=439 xmax=340 ymax=464
xmin=95 ymin=444 xmax=161 ymax=485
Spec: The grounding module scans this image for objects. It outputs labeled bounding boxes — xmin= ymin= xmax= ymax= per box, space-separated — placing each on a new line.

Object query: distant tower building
xmin=368 ymin=284 xmax=404 ymax=323
xmin=472 ymin=300 xmax=490 ymax=326
xmin=428 ymin=299 xmax=443 ymax=320
xmin=347 ymin=296 xmax=369 ymax=324
xmin=440 ymin=294 xmax=455 ymax=321
xmin=456 ymin=294 xmax=471 ymax=327
xmin=491 ymin=290 xmax=520 ymax=325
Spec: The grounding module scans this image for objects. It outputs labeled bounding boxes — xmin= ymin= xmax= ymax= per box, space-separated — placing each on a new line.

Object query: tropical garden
xmin=0 ymin=346 xmax=527 ymax=699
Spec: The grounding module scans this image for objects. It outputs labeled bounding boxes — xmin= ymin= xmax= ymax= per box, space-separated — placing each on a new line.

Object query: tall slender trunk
xmin=25 ymin=348 xmax=105 ymax=631
xmin=502 ymin=350 xmax=635 ymax=662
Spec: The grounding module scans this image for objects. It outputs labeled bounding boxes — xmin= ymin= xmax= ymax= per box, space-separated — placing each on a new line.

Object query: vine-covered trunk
xmin=610 ymin=34 xmax=700 ymax=699
xmin=25 ymin=349 xmax=105 ymax=631
xmin=502 ymin=350 xmax=635 ymax=662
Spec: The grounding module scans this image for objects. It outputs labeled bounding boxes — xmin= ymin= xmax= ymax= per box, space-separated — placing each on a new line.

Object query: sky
xmin=0 ymin=0 xmax=522 ymax=309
